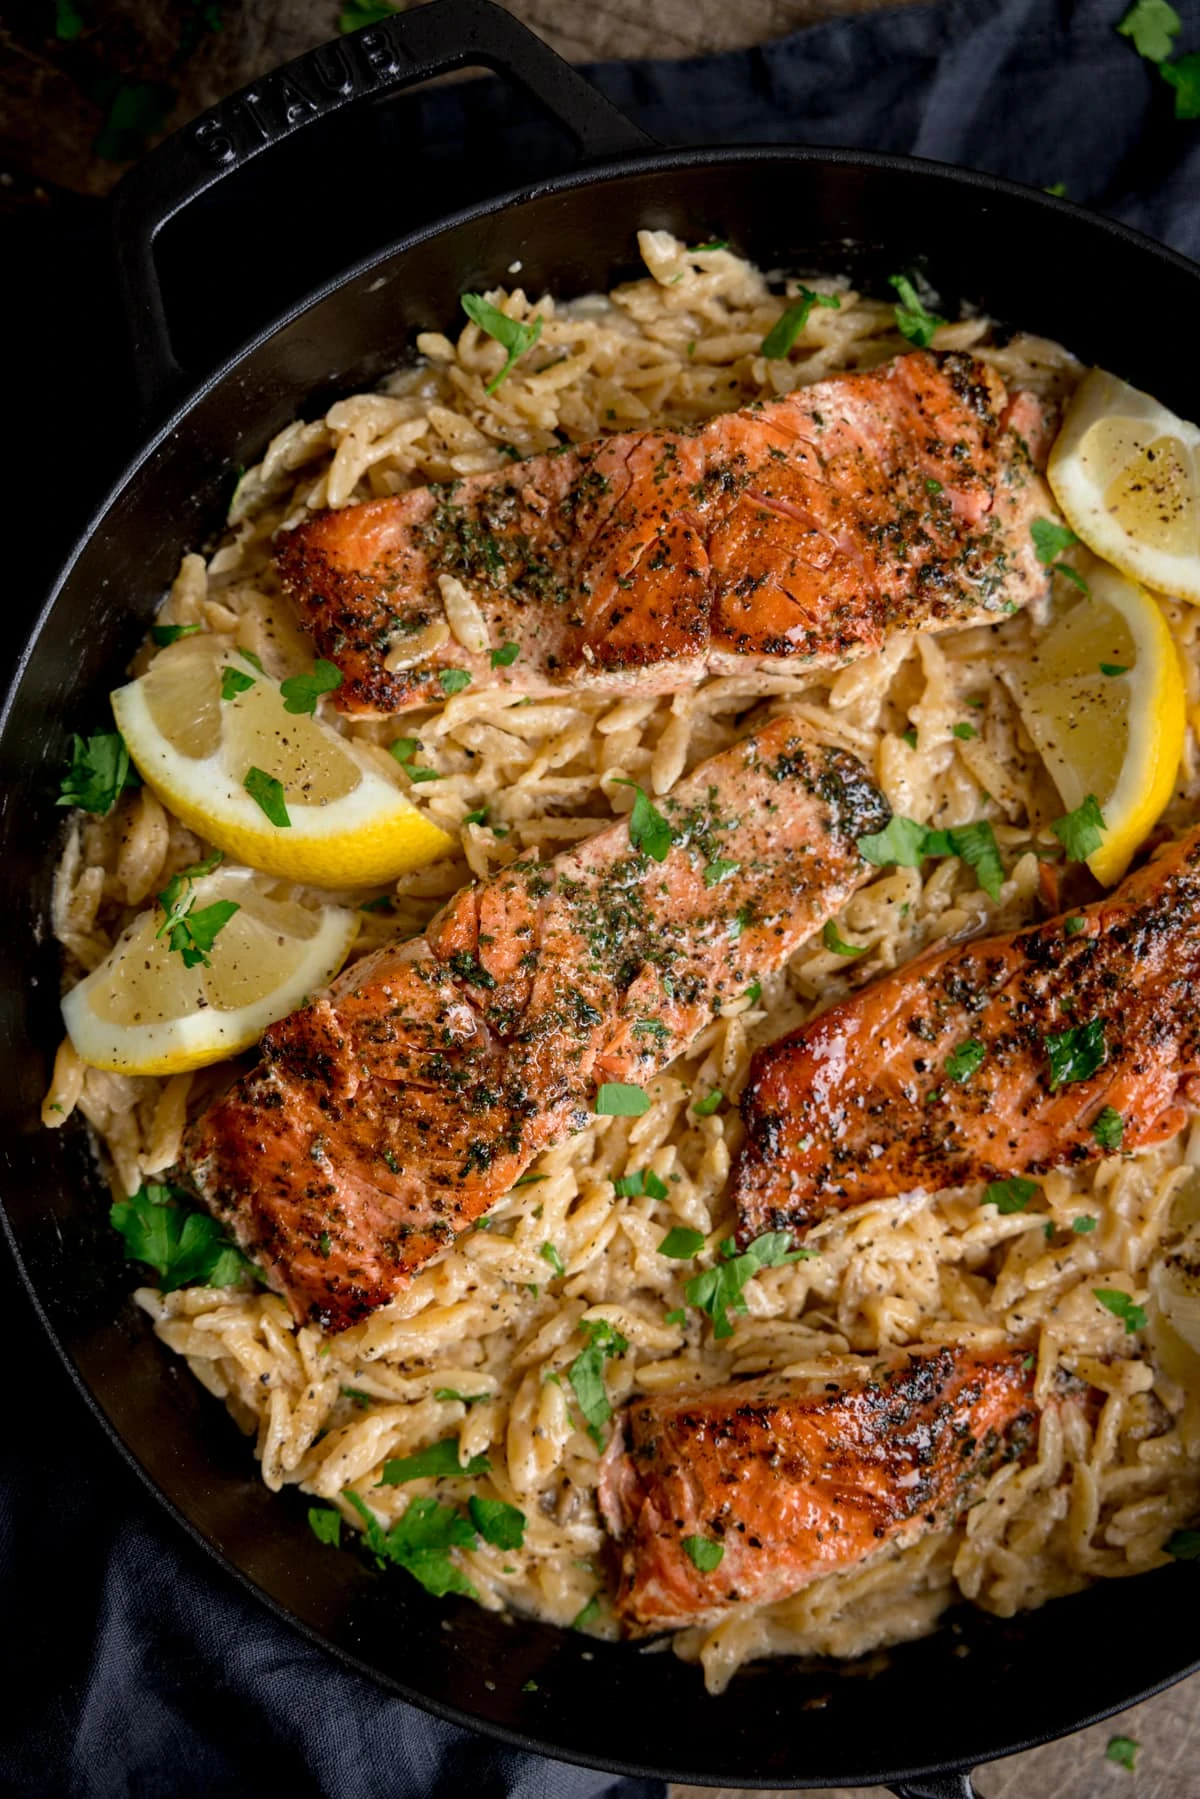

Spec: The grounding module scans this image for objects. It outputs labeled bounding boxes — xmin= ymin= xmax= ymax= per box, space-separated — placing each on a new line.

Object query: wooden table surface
xmin=2 ymin=2 xmax=1196 ymax=1791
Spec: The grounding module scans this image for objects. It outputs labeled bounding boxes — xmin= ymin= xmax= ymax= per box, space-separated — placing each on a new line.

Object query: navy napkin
xmin=3 ymin=1 xmax=1198 ymax=1793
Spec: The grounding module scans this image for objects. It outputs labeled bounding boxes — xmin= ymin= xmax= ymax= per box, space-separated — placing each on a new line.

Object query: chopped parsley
xmin=220 ymin=666 xmax=255 ymax=701
xmin=760 ymin=288 xmax=841 ymax=359
xmin=1073 ymin=1215 xmax=1098 ymax=1234
xmin=438 ymin=668 xmax=472 ymax=697
xmin=692 ymin=1089 xmax=724 ymax=1117
xmin=389 ymin=737 xmax=420 ymax=764
xmin=951 ymin=721 xmax=978 ymax=740
xmin=565 ymin=1318 xmax=628 ymax=1446
xmin=58 ymin=730 xmax=138 ymax=815
xmin=308 ymin=1506 xmax=342 ymax=1547
xmin=151 ymin=621 xmax=202 ymax=646
xmin=985 ymin=1176 xmax=1039 ymax=1215
xmin=665 ymin=1307 xmax=687 ymax=1326
xmin=745 ymin=979 xmax=763 ymax=1003
xmin=1064 ymin=915 xmax=1087 ymax=935
xmin=460 ymin=294 xmax=544 ymax=392
xmin=1045 ymin=1018 xmax=1107 ymax=1090
xmin=1162 ymin=55 xmax=1200 ymax=118
xmin=685 ymin=1232 xmax=813 ymax=1339
xmin=512 ymin=1172 xmax=548 ymax=1188
xmin=925 ymin=477 xmax=943 ymax=496
xmin=1166 ymin=1527 xmax=1200 ymax=1558
xmin=658 ymin=1226 xmax=706 ymax=1259
xmin=1105 ymin=1735 xmax=1140 ymax=1771
xmin=889 ymin=272 xmax=946 ymax=347
xmin=859 ymin=816 xmax=1004 ymax=901
xmin=572 ymin=1593 xmax=602 ymax=1631
xmin=346 ymin=1490 xmax=478 ymax=1599
xmin=156 ymin=849 xmax=238 ymax=968
xmin=490 ymin=642 xmax=521 ymax=668
xmin=681 ymin=1535 xmax=724 ymax=1573
xmin=823 ymin=920 xmax=865 ymax=957
xmin=901 ymin=727 xmax=919 ymax=750
xmin=339 ymin=0 xmax=398 ymax=31
xmin=243 ymin=767 xmax=290 ymax=828
xmin=110 ymin=1180 xmax=256 ymax=1291
xmin=613 ymin=1167 xmax=669 ymax=1200
xmin=1118 ymin=0 xmax=1179 ymax=61
xmin=613 ymin=779 xmax=673 ymax=862
xmin=280 ymin=659 xmax=342 ymax=714
xmin=378 ymin=1439 xmax=491 ymax=1485
xmin=434 ymin=1388 xmax=490 ymax=1405
xmin=1094 ymin=1288 xmax=1147 ymax=1333
xmin=468 ymin=1496 xmax=526 ymax=1550
xmin=945 ymin=1039 xmax=986 ymax=1083
xmin=1051 ymin=794 xmax=1106 ymax=862
xmin=1030 ymin=517 xmax=1089 ymax=592
xmin=1093 ymin=1106 xmax=1124 ymax=1151
xmin=1100 ymin=662 xmax=1129 ymax=677
xmin=539 ymin=1241 xmax=566 ymax=1278
xmin=703 ymin=857 xmax=741 ymax=887
xmin=595 ymin=1082 xmax=649 ymax=1117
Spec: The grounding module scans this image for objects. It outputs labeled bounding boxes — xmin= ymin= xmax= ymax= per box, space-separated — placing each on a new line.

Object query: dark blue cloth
xmin=4 ymin=1 xmax=1199 ymax=1793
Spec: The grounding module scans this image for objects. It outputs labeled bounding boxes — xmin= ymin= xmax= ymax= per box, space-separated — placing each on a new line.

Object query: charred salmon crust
xmin=276 ymin=351 xmax=1055 ymax=715
xmin=733 ymin=826 xmax=1200 ymax=1242
xmin=180 ymin=718 xmax=889 ymax=1331
xmin=597 ymin=1343 xmax=1038 ymax=1632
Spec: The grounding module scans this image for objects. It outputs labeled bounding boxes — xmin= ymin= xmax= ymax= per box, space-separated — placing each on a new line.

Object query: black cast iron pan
xmin=3 ymin=3 xmax=1198 ymax=1790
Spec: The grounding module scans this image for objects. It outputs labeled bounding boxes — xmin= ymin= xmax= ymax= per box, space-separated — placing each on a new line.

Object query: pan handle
xmin=891 ymin=1772 xmax=979 ymax=1799
xmin=110 ymin=0 xmax=656 ymax=418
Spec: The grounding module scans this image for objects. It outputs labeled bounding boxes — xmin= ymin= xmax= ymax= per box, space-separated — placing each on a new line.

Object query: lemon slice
xmin=1009 ymin=560 xmax=1184 ymax=885
xmin=62 ymin=866 xmax=358 ymax=1074
xmin=111 ymin=637 xmax=454 ymax=887
xmin=1048 ymin=368 xmax=1200 ymax=602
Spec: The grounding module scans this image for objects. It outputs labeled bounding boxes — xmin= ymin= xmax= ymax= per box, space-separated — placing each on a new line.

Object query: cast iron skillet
xmin=3 ymin=3 xmax=1199 ymax=1791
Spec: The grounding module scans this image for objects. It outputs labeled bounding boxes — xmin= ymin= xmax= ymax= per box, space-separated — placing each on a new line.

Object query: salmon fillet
xmin=597 ymin=1343 xmax=1038 ymax=1632
xmin=181 ymin=717 xmax=889 ymax=1330
xmin=734 ymin=827 xmax=1200 ymax=1241
xmin=277 ymin=351 xmax=1054 ymax=715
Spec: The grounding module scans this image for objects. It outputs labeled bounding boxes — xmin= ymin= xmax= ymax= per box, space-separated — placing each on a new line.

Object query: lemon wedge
xmin=1048 ymin=368 xmax=1200 ymax=603
xmin=1009 ymin=560 xmax=1184 ymax=885
xmin=111 ymin=637 xmax=454 ymax=887
xmin=62 ymin=865 xmax=358 ymax=1074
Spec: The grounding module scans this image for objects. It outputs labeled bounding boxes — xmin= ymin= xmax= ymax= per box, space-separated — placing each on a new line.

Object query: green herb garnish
xmin=539 ymin=1242 xmax=566 ymax=1278
xmin=1105 ymin=1735 xmax=1140 ymax=1771
xmin=613 ymin=1168 xmax=669 ymax=1200
xmin=220 ymin=666 xmax=255 ymax=701
xmin=1100 ymin=662 xmax=1129 ymax=677
xmin=822 ymin=920 xmax=865 ymax=957
xmin=58 ymin=731 xmax=138 ymax=815
xmin=565 ymin=1318 xmax=628 ymax=1446
xmin=434 ymin=1388 xmax=490 ymax=1405
xmin=339 ymin=0 xmax=397 ymax=31
xmin=346 ymin=1490 xmax=479 ymax=1599
xmin=985 ymin=1176 xmax=1039 ymax=1215
xmin=658 ymin=1226 xmax=706 ymax=1259
xmin=280 ymin=659 xmax=342 ymax=714
xmin=1073 ymin=1215 xmax=1098 ymax=1234
xmin=951 ymin=721 xmax=978 ymax=740
xmin=703 ymin=857 xmax=741 ymax=887
xmin=110 ymin=1180 xmax=255 ymax=1291
xmin=1051 ymin=795 xmax=1106 ymax=862
xmin=1094 ymin=1288 xmax=1147 ymax=1332
xmin=1093 ymin=1106 xmax=1124 ymax=1151
xmin=692 ymin=1089 xmax=724 ymax=1118
xmin=490 ymin=642 xmax=520 ymax=668
xmin=468 ymin=1495 xmax=526 ymax=1550
xmin=945 ymin=1039 xmax=986 ymax=1083
xmin=760 ymin=288 xmax=840 ymax=359
xmin=438 ymin=668 xmax=472 ymax=697
xmin=1118 ymin=0 xmax=1179 ymax=60
xmin=613 ymin=779 xmax=673 ymax=862
xmin=681 ymin=1535 xmax=724 ymax=1573
xmin=151 ymin=622 xmax=202 ymax=646
xmin=243 ymin=767 xmax=290 ymax=828
xmin=685 ymin=1232 xmax=812 ymax=1340
xmin=595 ymin=1082 xmax=650 ymax=1117
xmin=308 ymin=1506 xmax=342 ymax=1547
xmin=378 ymin=1439 xmax=491 ymax=1485
xmin=889 ymin=272 xmax=946 ymax=347
xmin=1045 ymin=1018 xmax=1107 ymax=1090
xmin=156 ymin=849 xmax=237 ymax=968
xmin=460 ymin=294 xmax=544 ymax=393
xmin=1166 ymin=1527 xmax=1200 ymax=1558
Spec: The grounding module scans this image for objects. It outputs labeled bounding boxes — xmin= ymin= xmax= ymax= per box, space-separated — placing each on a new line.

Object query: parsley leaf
xmin=565 ymin=1318 xmax=628 ymax=1446
xmin=1065 ymin=915 xmax=1087 ymax=936
xmin=945 ymin=1039 xmax=986 ymax=1083
xmin=110 ymin=1181 xmax=255 ymax=1291
xmin=308 ymin=1506 xmax=342 ymax=1547
xmin=865 ymin=815 xmax=1005 ymax=901
xmin=1162 ymin=52 xmax=1200 ymax=116
xmin=658 ymin=1226 xmax=706 ymax=1259
xmin=692 ymin=1089 xmax=724 ymax=1117
xmin=1051 ymin=795 xmax=1106 ymax=862
xmin=1093 ymin=1106 xmax=1124 ymax=1151
xmin=438 ymin=668 xmax=472 ymax=697
xmin=58 ymin=731 xmax=138 ymax=815
xmin=1095 ymin=1288 xmax=1147 ymax=1333
xmin=951 ymin=721 xmax=977 ymax=741
xmin=1045 ymin=1018 xmax=1107 ymax=1090
xmin=823 ymin=920 xmax=865 ymax=957
xmin=745 ymin=979 xmax=762 ymax=1003
xmin=378 ymin=1439 xmax=491 ymax=1485
xmin=572 ymin=1594 xmax=602 ymax=1631
xmin=901 ymin=726 xmax=919 ymax=749
xmin=985 ymin=1176 xmax=1039 ymax=1215
xmin=613 ymin=779 xmax=673 ymax=862
xmin=1118 ymin=0 xmax=1180 ymax=60
xmin=760 ymin=288 xmax=841 ymax=359
xmin=857 ymin=815 xmax=931 ymax=868
xmin=151 ymin=622 xmax=202 ymax=646
xmin=94 ymin=80 xmax=175 ymax=163
xmin=220 ymin=666 xmax=255 ymax=701
xmin=339 ymin=0 xmax=397 ymax=29
xmin=55 ymin=0 xmax=84 ymax=38
xmin=1073 ymin=1215 xmax=1098 ymax=1234
xmin=347 ymin=1491 xmax=479 ymax=1599
xmin=595 ymin=1082 xmax=649 ymax=1117
xmin=389 ymin=737 xmax=420 ymax=764
xmin=460 ymin=294 xmax=544 ymax=393
xmin=155 ymin=850 xmax=237 ymax=969
xmin=280 ymin=659 xmax=342 ymax=714
xmin=613 ymin=1168 xmax=669 ymax=1200
xmin=889 ymin=273 xmax=946 ymax=347
xmin=1030 ymin=517 xmax=1081 ymax=563
xmin=490 ymin=642 xmax=520 ymax=668
xmin=1100 ymin=662 xmax=1129 ymax=677
xmin=685 ymin=1232 xmax=812 ymax=1339
xmin=539 ymin=1241 xmax=566 ymax=1278
xmin=1166 ymin=1527 xmax=1200 ymax=1558
xmin=665 ymin=1307 xmax=687 ymax=1326
xmin=947 ymin=819 xmax=1005 ymax=901
xmin=468 ymin=1495 xmax=526 ymax=1550
xmin=682 ymin=1535 xmax=724 ymax=1572
xmin=703 ymin=857 xmax=741 ymax=887
xmin=434 ymin=1388 xmax=490 ymax=1405
xmin=1105 ymin=1735 xmax=1140 ymax=1771
xmin=244 ymin=767 xmax=291 ymax=828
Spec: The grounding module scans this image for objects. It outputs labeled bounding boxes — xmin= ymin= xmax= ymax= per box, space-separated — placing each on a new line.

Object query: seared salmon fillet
xmin=597 ymin=1343 xmax=1038 ymax=1632
xmin=734 ymin=827 xmax=1200 ymax=1241
xmin=277 ymin=351 xmax=1054 ymax=715
xmin=182 ymin=718 xmax=889 ymax=1330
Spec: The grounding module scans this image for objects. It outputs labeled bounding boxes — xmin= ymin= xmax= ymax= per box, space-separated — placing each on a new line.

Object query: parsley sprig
xmin=685 ymin=1232 xmax=814 ymax=1339
xmin=889 ymin=273 xmax=946 ymax=347
xmin=565 ymin=1318 xmax=628 ymax=1446
xmin=155 ymin=850 xmax=238 ymax=968
xmin=460 ymin=294 xmax=544 ymax=393
xmin=110 ymin=1181 xmax=257 ymax=1290
xmin=58 ymin=731 xmax=139 ymax=815
xmin=280 ymin=659 xmax=343 ymax=715
xmin=857 ymin=815 xmax=1005 ymax=900
xmin=1051 ymin=795 xmax=1106 ymax=862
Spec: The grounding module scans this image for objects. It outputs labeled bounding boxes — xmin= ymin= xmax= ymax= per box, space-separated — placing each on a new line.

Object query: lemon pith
xmin=1009 ymin=560 xmax=1185 ymax=885
xmin=1048 ymin=367 xmax=1200 ymax=604
xmin=62 ymin=867 xmax=359 ymax=1075
xmin=111 ymin=638 xmax=454 ymax=888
